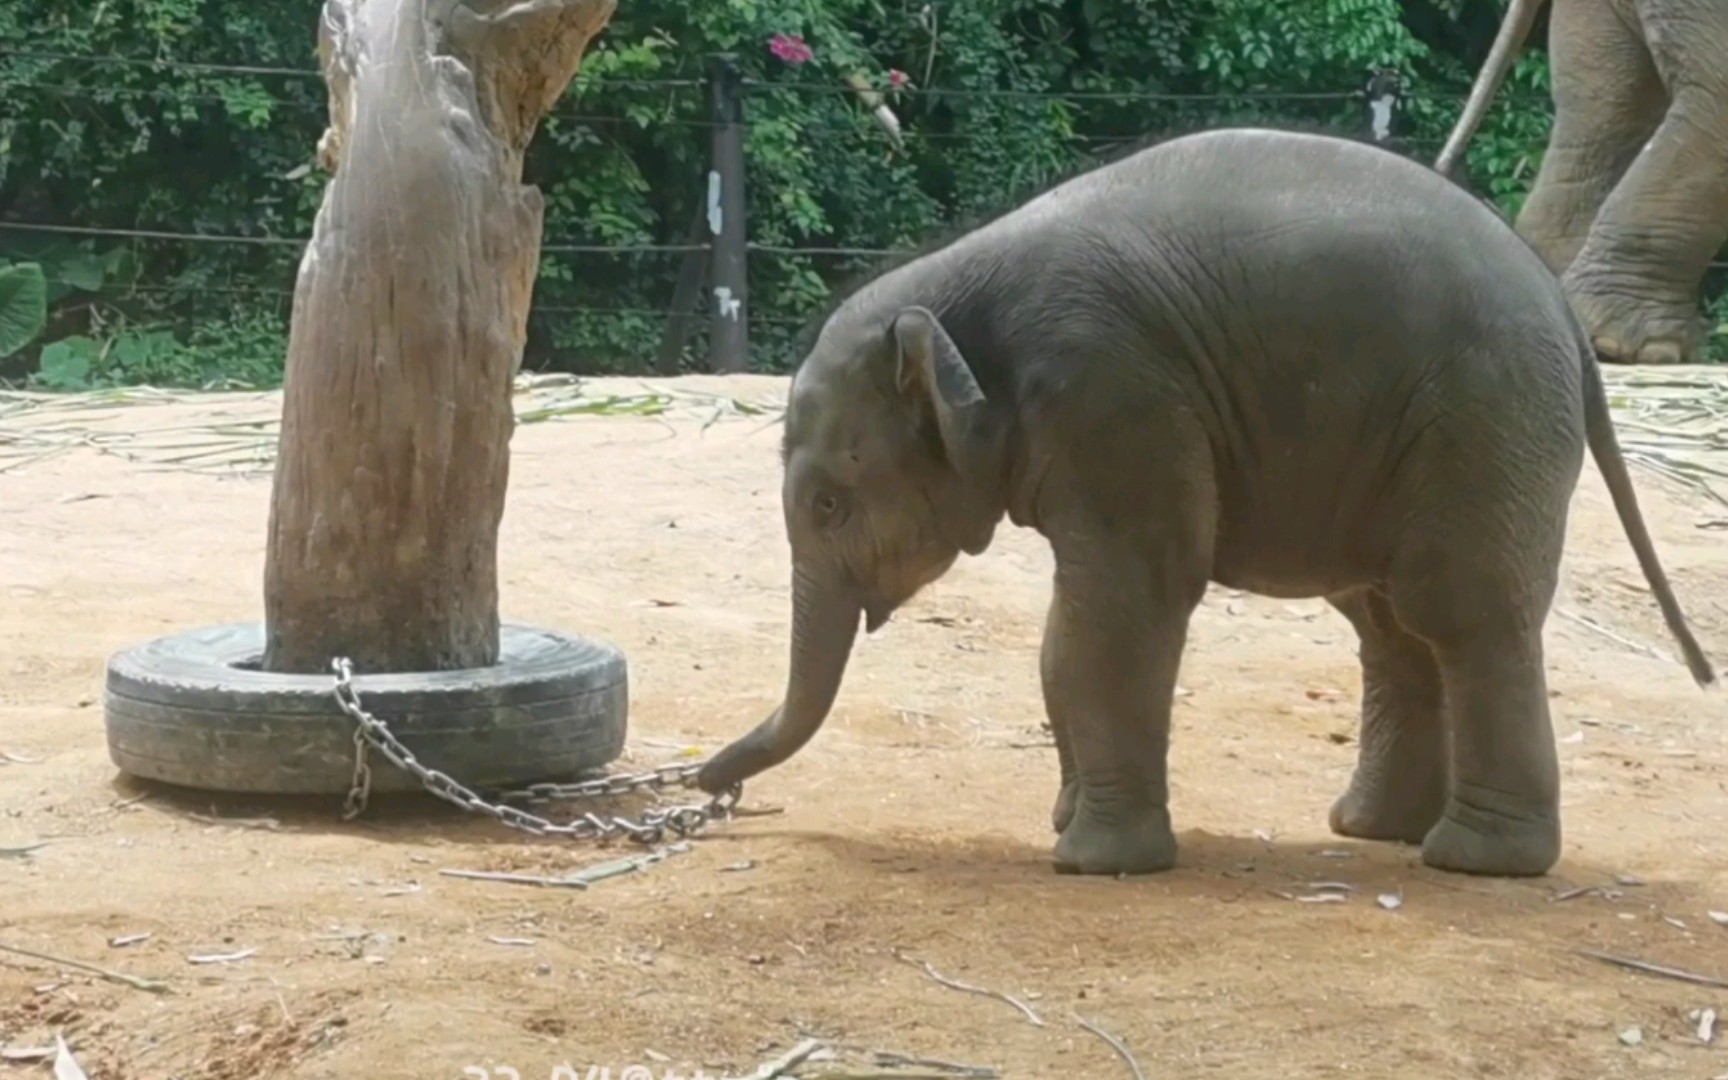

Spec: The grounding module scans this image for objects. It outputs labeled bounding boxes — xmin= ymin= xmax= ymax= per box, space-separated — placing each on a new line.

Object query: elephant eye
xmin=812 ymin=491 xmax=846 ymax=528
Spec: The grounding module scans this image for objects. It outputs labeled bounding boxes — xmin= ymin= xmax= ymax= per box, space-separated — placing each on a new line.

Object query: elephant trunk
xmin=696 ymin=562 xmax=862 ymax=793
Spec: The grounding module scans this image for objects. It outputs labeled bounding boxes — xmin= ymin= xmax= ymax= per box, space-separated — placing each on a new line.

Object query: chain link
xmin=330 ymin=657 xmax=742 ymax=845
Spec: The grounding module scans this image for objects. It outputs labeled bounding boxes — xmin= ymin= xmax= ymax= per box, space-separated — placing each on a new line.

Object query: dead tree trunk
xmin=262 ymin=0 xmax=616 ymax=674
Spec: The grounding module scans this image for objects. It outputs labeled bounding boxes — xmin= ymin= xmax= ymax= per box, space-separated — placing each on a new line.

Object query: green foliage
xmin=0 ymin=0 xmax=1625 ymax=387
xmin=34 ymin=335 xmax=98 ymax=390
xmin=0 ymin=262 xmax=48 ymax=357
xmin=1446 ymin=53 xmax=1554 ymax=217
xmin=1707 ymin=291 xmax=1728 ymax=363
xmin=23 ymin=310 xmax=288 ymax=390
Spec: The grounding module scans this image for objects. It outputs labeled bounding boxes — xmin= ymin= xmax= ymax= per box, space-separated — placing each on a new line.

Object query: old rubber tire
xmin=104 ymin=622 xmax=627 ymax=795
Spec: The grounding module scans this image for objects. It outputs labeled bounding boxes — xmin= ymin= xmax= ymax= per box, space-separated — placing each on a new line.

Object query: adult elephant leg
xmin=1045 ymin=526 xmax=1210 ymax=876
xmin=1562 ymin=3 xmax=1728 ymax=364
xmin=1325 ymin=587 xmax=1448 ymax=845
xmin=1514 ymin=0 xmax=1666 ymax=275
xmin=1044 ymin=595 xmax=1080 ymax=834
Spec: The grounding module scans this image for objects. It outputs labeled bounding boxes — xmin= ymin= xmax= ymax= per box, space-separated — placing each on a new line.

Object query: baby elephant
xmin=696 ymin=128 xmax=1716 ymax=878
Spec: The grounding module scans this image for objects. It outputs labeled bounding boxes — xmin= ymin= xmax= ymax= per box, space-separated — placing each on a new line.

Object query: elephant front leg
xmin=1325 ymin=588 xmax=1447 ymax=845
xmin=1043 ymin=545 xmax=1205 ymax=876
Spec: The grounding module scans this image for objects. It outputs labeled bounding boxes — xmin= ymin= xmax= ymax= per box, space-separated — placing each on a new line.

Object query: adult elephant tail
xmin=1574 ymin=318 xmax=1717 ymax=687
xmin=1434 ymin=0 xmax=1549 ymax=179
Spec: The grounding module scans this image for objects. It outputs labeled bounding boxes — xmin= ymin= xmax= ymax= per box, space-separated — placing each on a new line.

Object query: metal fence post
xmin=706 ymin=53 xmax=749 ymax=374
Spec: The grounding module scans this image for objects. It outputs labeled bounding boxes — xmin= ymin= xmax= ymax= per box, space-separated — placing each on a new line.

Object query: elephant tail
xmin=1577 ymin=323 xmax=1717 ymax=687
xmin=1434 ymin=0 xmax=1548 ymax=179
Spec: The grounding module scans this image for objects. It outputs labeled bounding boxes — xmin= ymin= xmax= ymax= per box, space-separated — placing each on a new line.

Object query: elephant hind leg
xmin=1385 ymin=539 xmax=1566 ymax=877
xmin=1326 ymin=587 xmax=1447 ymax=846
xmin=1514 ymin=0 xmax=1665 ymax=276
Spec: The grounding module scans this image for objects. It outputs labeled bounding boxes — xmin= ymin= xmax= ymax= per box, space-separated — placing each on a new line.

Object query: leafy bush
xmin=0 ymin=262 xmax=47 ymax=357
xmin=26 ymin=310 xmax=287 ymax=390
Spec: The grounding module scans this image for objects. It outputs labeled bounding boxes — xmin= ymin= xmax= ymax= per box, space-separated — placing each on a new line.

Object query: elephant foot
xmin=1052 ymin=799 xmax=1177 ymax=876
xmin=1051 ymin=780 xmax=1078 ymax=834
xmin=1563 ymin=277 xmax=1705 ymax=365
xmin=1328 ymin=771 xmax=1446 ymax=846
xmin=1419 ymin=789 xmax=1560 ymax=877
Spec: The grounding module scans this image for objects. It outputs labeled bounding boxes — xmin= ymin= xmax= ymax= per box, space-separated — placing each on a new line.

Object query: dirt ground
xmin=3 ymin=372 xmax=1727 ymax=1080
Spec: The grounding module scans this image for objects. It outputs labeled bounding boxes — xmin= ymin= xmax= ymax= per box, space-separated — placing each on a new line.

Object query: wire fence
xmin=1 ymin=48 xmax=1563 ymax=103
xmin=10 ymin=45 xmax=1707 ymax=381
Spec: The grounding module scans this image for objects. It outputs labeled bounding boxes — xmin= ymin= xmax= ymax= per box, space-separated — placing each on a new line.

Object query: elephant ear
xmin=891 ymin=306 xmax=1009 ymax=552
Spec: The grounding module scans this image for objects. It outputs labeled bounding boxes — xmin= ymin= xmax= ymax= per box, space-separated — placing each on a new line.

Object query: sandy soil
xmin=2 ymin=373 xmax=1726 ymax=1080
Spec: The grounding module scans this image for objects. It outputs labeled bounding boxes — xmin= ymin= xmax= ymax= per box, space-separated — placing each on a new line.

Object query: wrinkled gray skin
xmin=696 ymin=128 xmax=1717 ymax=878
xmin=1436 ymin=0 xmax=1728 ymax=365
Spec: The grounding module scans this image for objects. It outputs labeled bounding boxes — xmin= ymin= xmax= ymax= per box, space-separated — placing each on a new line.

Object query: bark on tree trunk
xmin=262 ymin=0 xmax=616 ymax=674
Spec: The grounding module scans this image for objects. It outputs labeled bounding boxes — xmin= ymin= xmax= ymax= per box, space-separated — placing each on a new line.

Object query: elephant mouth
xmin=864 ymin=597 xmax=895 ymax=634
xmin=858 ymin=540 xmax=962 ymax=637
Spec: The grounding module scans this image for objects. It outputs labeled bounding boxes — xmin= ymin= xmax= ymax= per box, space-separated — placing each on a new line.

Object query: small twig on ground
xmin=808 ymin=1064 xmax=988 ymax=1071
xmin=53 ymin=1032 xmax=91 ymax=1080
xmin=0 ymin=1046 xmax=54 ymax=1062
xmin=1578 ymin=948 xmax=1728 ymax=991
xmin=896 ymin=950 xmax=1044 ymax=1027
xmin=787 ymin=1036 xmax=996 ymax=1078
xmin=189 ymin=812 xmax=281 ymax=830
xmin=737 ymin=1037 xmax=825 ymax=1079
xmin=440 ymin=843 xmax=692 ymax=891
xmin=0 ymin=942 xmax=170 ymax=994
xmin=569 ymin=843 xmax=690 ymax=887
xmin=731 ymin=804 xmax=788 ymax=819
xmin=1073 ymin=1012 xmax=1147 ymax=1080
xmin=187 ymin=947 xmax=257 ymax=965
xmin=867 ymin=1050 xmax=997 ymax=1077
xmin=1555 ymin=607 xmax=1673 ymax=663
xmin=438 ymin=869 xmax=591 ymax=889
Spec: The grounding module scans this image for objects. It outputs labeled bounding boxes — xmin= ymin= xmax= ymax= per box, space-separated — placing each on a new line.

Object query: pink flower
xmin=768 ymin=33 xmax=814 ymax=65
xmin=887 ymin=68 xmax=909 ymax=89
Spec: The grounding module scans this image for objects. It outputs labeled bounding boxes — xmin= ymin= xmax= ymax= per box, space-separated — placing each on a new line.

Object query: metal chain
xmin=331 ymin=657 xmax=743 ymax=845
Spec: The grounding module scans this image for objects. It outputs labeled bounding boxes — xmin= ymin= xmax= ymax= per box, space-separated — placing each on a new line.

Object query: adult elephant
xmin=1435 ymin=0 xmax=1728 ymax=365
